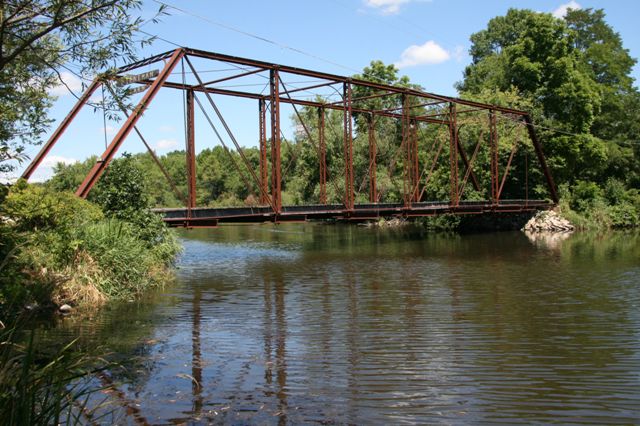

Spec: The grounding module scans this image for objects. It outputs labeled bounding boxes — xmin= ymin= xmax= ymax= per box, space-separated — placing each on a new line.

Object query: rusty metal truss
xmin=21 ymin=47 xmax=558 ymax=227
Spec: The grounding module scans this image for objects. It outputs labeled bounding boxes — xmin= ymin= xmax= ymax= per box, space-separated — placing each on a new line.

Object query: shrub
xmin=570 ymin=180 xmax=604 ymax=211
xmin=2 ymin=181 xmax=103 ymax=232
xmin=75 ymin=219 xmax=179 ymax=300
xmin=93 ymin=153 xmax=149 ymax=216
xmin=0 ymin=182 xmax=180 ymax=315
xmin=607 ymin=203 xmax=639 ymax=228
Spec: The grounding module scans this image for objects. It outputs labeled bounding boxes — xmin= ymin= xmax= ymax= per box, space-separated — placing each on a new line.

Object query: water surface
xmin=44 ymin=225 xmax=640 ymax=424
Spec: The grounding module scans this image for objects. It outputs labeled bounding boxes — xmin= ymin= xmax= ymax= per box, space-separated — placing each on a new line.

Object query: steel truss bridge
xmin=22 ymin=47 xmax=558 ymax=227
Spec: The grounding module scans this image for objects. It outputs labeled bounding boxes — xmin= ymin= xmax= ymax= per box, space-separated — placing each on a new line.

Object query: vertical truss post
xmin=76 ymin=48 xmax=184 ymax=198
xmin=489 ymin=110 xmax=499 ymax=205
xmin=402 ymin=94 xmax=410 ymax=207
xmin=368 ymin=114 xmax=377 ymax=203
xmin=186 ymin=89 xmax=197 ymax=210
xmin=318 ymin=106 xmax=327 ymax=205
xmin=343 ymin=81 xmax=354 ymax=211
xmin=22 ymin=79 xmax=102 ymax=180
xmin=410 ymin=119 xmax=419 ymax=203
xmin=402 ymin=94 xmax=419 ymax=207
xmin=259 ymin=99 xmax=269 ymax=205
xmin=449 ymin=103 xmax=459 ymax=207
xmin=524 ymin=114 xmax=559 ymax=204
xmin=270 ymin=69 xmax=282 ymax=214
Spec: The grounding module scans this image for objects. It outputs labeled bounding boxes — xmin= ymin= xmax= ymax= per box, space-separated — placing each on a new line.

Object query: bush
xmin=570 ymin=180 xmax=604 ymax=211
xmin=557 ymin=180 xmax=639 ymax=230
xmin=607 ymin=203 xmax=639 ymax=228
xmin=2 ymin=181 xmax=103 ymax=232
xmin=0 ymin=182 xmax=180 ymax=316
xmin=76 ymin=219 xmax=178 ymax=299
xmin=93 ymin=153 xmax=149 ymax=216
xmin=420 ymin=214 xmax=461 ymax=231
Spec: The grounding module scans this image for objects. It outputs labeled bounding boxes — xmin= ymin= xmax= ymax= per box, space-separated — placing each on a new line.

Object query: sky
xmin=13 ymin=0 xmax=640 ymax=182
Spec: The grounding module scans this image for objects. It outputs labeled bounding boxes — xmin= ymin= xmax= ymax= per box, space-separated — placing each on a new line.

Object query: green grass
xmin=0 ymin=320 xmax=112 ymax=425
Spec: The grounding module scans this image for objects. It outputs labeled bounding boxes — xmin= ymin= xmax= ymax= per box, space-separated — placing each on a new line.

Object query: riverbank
xmin=0 ymin=182 xmax=181 ymax=317
xmin=367 ymin=203 xmax=637 ymax=233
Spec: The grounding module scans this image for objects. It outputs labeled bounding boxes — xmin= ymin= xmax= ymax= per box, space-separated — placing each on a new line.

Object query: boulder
xmin=522 ymin=211 xmax=574 ymax=233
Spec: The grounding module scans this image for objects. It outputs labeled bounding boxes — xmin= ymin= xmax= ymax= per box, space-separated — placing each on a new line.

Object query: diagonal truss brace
xmin=76 ymin=48 xmax=185 ymax=198
xmin=21 ymin=79 xmax=102 ymax=180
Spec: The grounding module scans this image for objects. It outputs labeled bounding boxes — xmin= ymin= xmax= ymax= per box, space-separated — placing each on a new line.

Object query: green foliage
xmin=0 ymin=0 xmax=165 ymax=173
xmin=569 ymin=180 xmax=603 ymax=211
xmin=47 ymin=159 xmax=96 ymax=194
xmin=0 ymin=182 xmax=180 ymax=316
xmin=94 ymin=153 xmax=149 ymax=217
xmin=77 ymin=220 xmax=178 ymax=299
xmin=459 ymin=7 xmax=640 ymax=229
xmin=3 ymin=181 xmax=103 ymax=232
xmin=419 ymin=214 xmax=461 ymax=231
xmin=0 ymin=184 xmax=109 ymax=311
xmin=556 ymin=180 xmax=640 ymax=230
xmin=459 ymin=8 xmax=600 ymax=133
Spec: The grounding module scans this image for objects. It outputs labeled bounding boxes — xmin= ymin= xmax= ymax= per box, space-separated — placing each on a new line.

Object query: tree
xmin=458 ymin=9 xmax=600 ymax=133
xmin=565 ymin=8 xmax=640 ymax=180
xmin=0 ymin=0 xmax=164 ymax=173
xmin=458 ymin=7 xmax=640 ymax=222
xmin=457 ymin=8 xmax=616 ymax=186
xmin=93 ymin=152 xmax=148 ymax=216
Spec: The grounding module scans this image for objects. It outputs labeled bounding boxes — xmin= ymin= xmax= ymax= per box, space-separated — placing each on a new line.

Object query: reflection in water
xmin=263 ymin=268 xmax=288 ymax=424
xmin=191 ymin=287 xmax=203 ymax=417
xmin=524 ymin=229 xmax=572 ymax=250
xmin=44 ymin=225 xmax=640 ymax=424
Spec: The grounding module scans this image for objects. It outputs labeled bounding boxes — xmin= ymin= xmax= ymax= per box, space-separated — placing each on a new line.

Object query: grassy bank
xmin=0 ymin=176 xmax=181 ymax=421
xmin=0 ymin=181 xmax=181 ymax=317
xmin=0 ymin=169 xmax=181 ymax=424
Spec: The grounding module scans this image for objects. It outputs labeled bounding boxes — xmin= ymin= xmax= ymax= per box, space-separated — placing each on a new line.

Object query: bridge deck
xmin=155 ymin=200 xmax=552 ymax=227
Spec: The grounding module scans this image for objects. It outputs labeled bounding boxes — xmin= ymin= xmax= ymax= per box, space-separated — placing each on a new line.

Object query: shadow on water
xmin=37 ymin=224 xmax=640 ymax=424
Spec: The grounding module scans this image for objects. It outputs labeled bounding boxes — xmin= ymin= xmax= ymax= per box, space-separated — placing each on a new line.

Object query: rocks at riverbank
xmin=522 ymin=210 xmax=574 ymax=233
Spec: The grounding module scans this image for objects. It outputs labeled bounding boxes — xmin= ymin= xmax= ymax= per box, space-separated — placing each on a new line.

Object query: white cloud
xmin=395 ymin=40 xmax=451 ymax=68
xmin=49 ymin=71 xmax=83 ymax=96
xmin=552 ymin=0 xmax=581 ymax=18
xmin=159 ymin=125 xmax=175 ymax=133
xmin=30 ymin=155 xmax=78 ymax=182
xmin=363 ymin=0 xmax=409 ymax=15
xmin=155 ymin=139 xmax=178 ymax=150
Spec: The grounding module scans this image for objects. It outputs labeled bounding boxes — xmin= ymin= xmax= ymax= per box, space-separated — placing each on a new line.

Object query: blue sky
xmin=15 ymin=0 xmax=640 ymax=182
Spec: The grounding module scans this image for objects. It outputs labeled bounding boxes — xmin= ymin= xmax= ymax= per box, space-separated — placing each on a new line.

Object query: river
xmin=41 ymin=224 xmax=640 ymax=424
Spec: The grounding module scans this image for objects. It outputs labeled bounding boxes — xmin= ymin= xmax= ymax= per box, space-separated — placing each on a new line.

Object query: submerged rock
xmin=522 ymin=210 xmax=574 ymax=233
